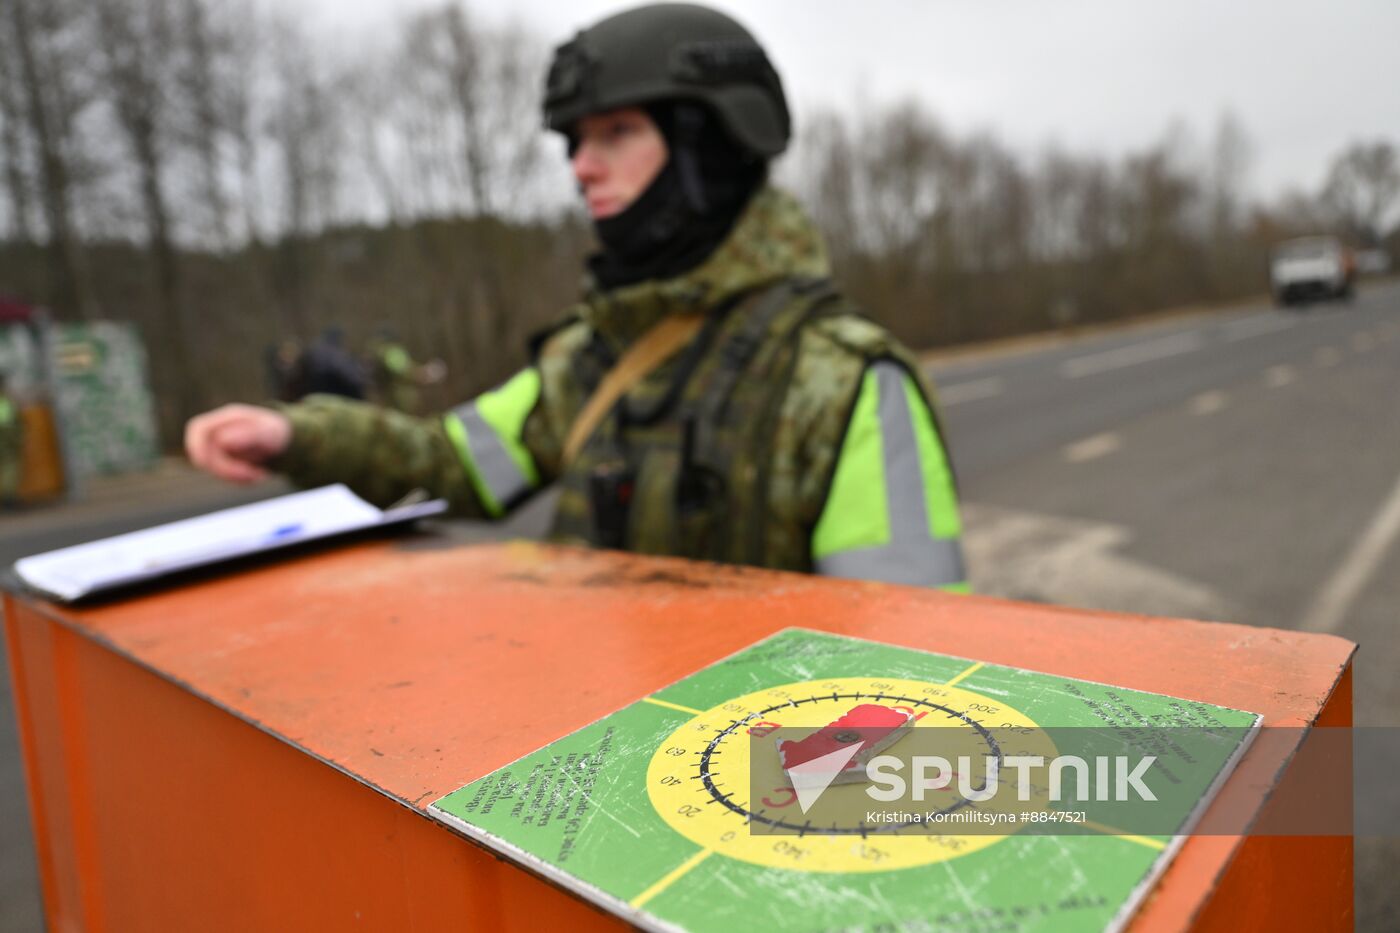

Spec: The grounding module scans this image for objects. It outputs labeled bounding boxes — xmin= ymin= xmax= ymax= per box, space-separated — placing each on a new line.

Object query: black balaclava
xmin=585 ymin=101 xmax=766 ymax=291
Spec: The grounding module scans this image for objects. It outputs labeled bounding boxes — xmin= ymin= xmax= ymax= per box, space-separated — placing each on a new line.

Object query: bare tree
xmin=396 ymin=4 xmax=547 ymax=216
xmin=1207 ymin=111 xmax=1253 ymax=242
xmin=221 ymin=1 xmax=276 ymax=249
xmin=343 ymin=65 xmax=405 ymax=224
xmin=1029 ymin=148 xmax=1090 ymax=263
xmin=94 ymin=0 xmax=199 ymax=421
xmin=3 ymin=0 xmax=97 ymax=316
xmin=0 ymin=17 xmax=35 ymax=243
xmin=266 ymin=16 xmax=342 ymax=238
xmin=786 ymin=107 xmax=858 ymax=263
xmin=1322 ymin=140 xmax=1400 ymax=243
xmin=389 ymin=4 xmax=552 ymax=377
xmin=175 ymin=0 xmax=233 ymax=248
xmin=263 ymin=14 xmax=344 ymax=335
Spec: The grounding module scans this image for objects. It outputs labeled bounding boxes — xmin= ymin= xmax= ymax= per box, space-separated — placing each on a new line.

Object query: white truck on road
xmin=1270 ymin=235 xmax=1355 ymax=307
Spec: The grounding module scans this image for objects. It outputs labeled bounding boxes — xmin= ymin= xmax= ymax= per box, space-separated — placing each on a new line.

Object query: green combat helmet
xmin=543 ymin=2 xmax=791 ymax=158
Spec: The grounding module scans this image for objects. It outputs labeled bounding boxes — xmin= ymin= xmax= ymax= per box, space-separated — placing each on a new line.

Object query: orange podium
xmin=4 ymin=539 xmax=1354 ymax=931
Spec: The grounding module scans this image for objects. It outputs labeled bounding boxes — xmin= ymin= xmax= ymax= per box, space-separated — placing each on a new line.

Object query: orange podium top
xmin=8 ymin=538 xmax=1355 ymax=931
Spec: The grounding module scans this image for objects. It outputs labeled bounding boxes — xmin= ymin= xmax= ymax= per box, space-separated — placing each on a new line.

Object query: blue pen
xmin=268 ymin=523 xmax=304 ymax=541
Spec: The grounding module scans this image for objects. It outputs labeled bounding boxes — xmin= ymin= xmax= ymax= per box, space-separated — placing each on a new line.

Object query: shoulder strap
xmin=526 ymin=309 xmax=584 ymax=360
xmin=561 ymin=311 xmax=706 ymax=468
xmin=693 ymin=277 xmax=839 ymax=428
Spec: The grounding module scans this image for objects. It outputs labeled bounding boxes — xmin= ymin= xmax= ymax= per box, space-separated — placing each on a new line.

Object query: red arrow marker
xmin=776 ymin=704 xmax=922 ymax=788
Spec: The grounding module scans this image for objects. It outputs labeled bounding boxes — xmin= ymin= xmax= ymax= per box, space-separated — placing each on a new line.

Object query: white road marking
xmin=1059 ymin=332 xmax=1202 ymax=379
xmin=960 ymin=503 xmax=1241 ymax=622
xmin=1063 ymin=432 xmax=1122 ymax=463
xmin=1352 ymin=332 xmax=1376 ymax=353
xmin=1314 ymin=346 xmax=1342 ymax=367
xmin=1298 ymin=469 xmax=1400 ymax=633
xmin=1222 ymin=316 xmax=1296 ymax=342
xmin=1264 ymin=365 xmax=1296 ymax=388
xmin=1189 ymin=390 xmax=1227 ymax=415
xmin=937 ymin=376 xmax=1004 ymax=406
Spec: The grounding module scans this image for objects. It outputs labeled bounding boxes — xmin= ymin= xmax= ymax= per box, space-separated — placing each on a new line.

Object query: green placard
xmin=431 ymin=629 xmax=1259 ymax=932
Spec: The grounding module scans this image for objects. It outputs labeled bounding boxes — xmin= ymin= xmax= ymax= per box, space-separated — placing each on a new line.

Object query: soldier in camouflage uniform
xmin=186 ymin=3 xmax=967 ymax=589
xmin=366 ymin=328 xmax=445 ymax=415
xmin=367 ymin=331 xmax=420 ymax=414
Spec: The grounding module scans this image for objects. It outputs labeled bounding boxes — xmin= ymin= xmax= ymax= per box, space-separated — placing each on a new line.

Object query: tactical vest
xmin=547 ymin=277 xmax=929 ymax=572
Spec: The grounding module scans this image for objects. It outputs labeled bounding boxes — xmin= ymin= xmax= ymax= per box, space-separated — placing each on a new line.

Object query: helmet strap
xmin=672 ymin=103 xmax=711 ymax=215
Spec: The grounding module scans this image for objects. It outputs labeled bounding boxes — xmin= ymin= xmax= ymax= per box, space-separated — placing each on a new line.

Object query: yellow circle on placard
xmin=645 ymin=676 xmax=1051 ymax=872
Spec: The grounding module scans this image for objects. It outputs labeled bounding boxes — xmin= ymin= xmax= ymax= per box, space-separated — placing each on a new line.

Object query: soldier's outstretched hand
xmin=184 ymin=405 xmax=292 ymax=484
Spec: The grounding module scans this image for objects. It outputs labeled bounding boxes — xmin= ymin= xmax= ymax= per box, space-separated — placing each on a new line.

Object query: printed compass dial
xmin=646 ymin=675 xmax=1052 ymax=872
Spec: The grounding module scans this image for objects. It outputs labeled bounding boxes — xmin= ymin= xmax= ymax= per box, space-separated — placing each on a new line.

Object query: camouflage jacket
xmin=273 ymin=187 xmax=966 ymax=588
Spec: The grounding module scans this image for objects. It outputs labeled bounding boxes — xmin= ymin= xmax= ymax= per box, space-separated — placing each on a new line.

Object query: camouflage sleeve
xmin=789 ymin=316 xmax=884 ymax=526
xmin=519 ymin=319 xmax=594 ymax=481
xmin=269 ymin=394 xmax=488 ymax=516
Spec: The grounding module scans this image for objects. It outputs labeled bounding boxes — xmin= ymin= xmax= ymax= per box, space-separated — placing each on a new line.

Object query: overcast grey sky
xmin=295 ymin=0 xmax=1399 ymax=201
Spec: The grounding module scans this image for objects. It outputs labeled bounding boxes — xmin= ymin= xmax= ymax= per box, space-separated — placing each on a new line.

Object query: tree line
xmin=0 ymin=0 xmax=1397 ymax=444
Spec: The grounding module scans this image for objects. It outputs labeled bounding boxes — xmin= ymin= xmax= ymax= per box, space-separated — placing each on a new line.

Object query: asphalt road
xmin=2 ymin=281 xmax=1398 ymax=928
xmin=931 ymin=281 xmax=1400 ymax=930
xmin=931 ymin=280 xmax=1400 ymax=724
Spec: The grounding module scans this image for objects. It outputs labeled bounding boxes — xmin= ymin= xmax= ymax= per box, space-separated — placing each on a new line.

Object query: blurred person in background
xmin=296 ymin=326 xmax=367 ymax=400
xmin=265 ymin=337 xmax=305 ymax=402
xmin=185 ymin=3 xmax=967 ymax=590
xmin=366 ymin=326 xmax=446 ymax=415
